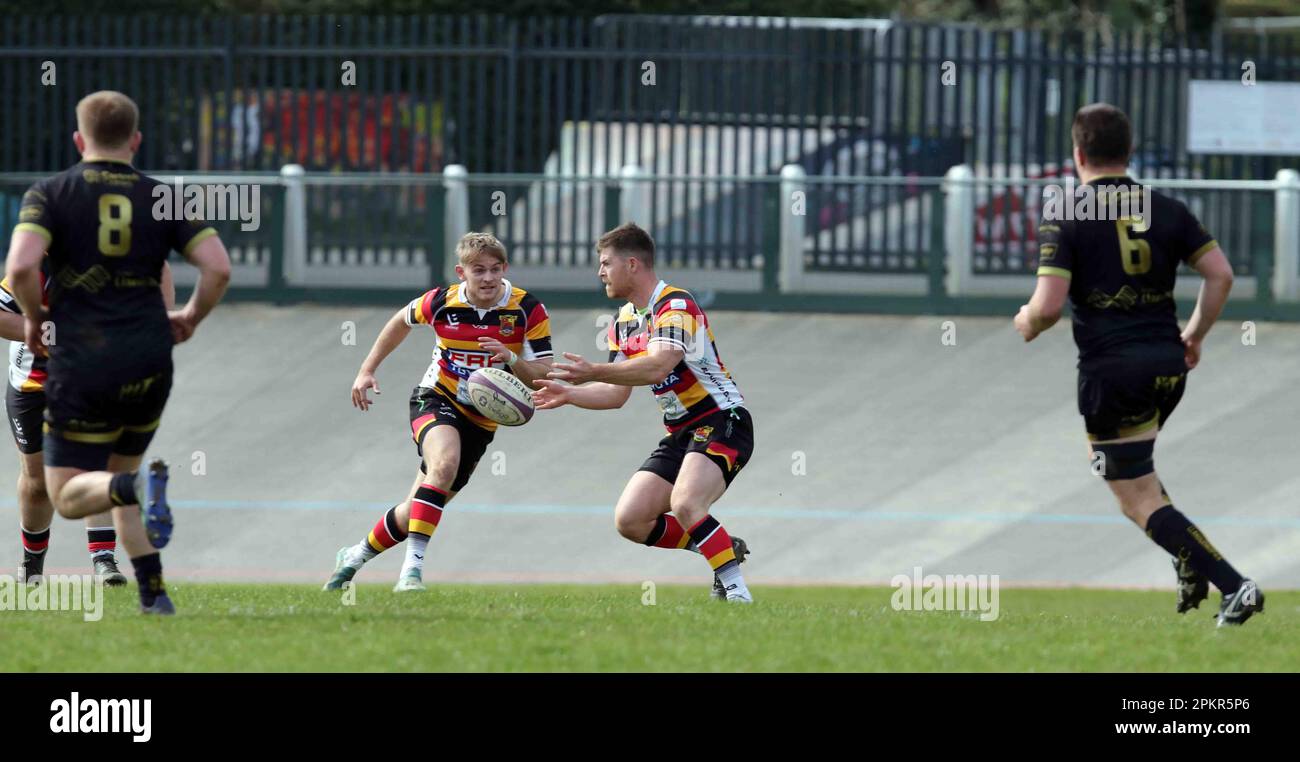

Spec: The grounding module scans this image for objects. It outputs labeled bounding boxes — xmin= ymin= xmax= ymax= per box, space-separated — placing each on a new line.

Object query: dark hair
xmin=1071 ymin=103 xmax=1133 ymax=165
xmin=597 ymin=222 xmax=655 ymax=268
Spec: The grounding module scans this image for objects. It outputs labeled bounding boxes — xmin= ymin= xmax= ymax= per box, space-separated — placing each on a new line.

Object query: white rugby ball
xmin=465 ymin=367 xmax=535 ymax=426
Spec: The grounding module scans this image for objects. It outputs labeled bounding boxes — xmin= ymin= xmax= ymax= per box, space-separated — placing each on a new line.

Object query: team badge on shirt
xmin=499 ymin=314 xmax=517 ymax=336
xmin=693 ymin=425 xmax=714 ymax=443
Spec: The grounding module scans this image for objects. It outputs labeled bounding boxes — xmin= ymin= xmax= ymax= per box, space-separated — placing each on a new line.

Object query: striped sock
xmin=87 ymin=526 xmax=116 ymax=559
xmin=400 ymin=485 xmax=447 ymax=577
xmin=21 ymin=525 xmax=50 ymax=556
xmin=687 ymin=515 xmax=747 ymax=596
xmin=643 ymin=514 xmax=696 ymax=551
xmin=352 ymin=504 xmax=407 ymax=564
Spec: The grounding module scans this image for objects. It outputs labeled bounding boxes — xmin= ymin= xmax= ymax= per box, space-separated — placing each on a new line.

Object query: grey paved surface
xmin=2 ymin=303 xmax=1296 ymax=589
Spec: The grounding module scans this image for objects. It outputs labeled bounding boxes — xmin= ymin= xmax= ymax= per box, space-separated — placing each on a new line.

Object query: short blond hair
xmin=76 ymin=91 xmax=139 ymax=150
xmin=457 ymin=232 xmax=508 ymax=267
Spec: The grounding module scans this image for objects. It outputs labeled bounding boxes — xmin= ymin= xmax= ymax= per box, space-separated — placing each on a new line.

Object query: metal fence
xmin=2 ymin=14 xmax=1297 ymax=181
xmin=5 ymin=166 xmax=1295 ymax=317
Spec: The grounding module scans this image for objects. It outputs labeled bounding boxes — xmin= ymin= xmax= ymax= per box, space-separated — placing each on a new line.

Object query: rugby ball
xmin=465 ymin=367 xmax=535 ymax=426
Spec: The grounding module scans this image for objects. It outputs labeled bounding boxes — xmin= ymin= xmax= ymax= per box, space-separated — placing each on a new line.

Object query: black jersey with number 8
xmin=15 ymin=159 xmax=215 ymax=371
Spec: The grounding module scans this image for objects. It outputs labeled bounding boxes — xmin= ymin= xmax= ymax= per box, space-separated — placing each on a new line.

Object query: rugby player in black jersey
xmin=5 ymin=91 xmax=231 ymax=614
xmin=1015 ymin=103 xmax=1261 ymax=627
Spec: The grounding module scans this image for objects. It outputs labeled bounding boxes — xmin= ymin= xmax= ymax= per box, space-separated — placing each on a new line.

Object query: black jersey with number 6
xmin=1035 ymin=174 xmax=1218 ymax=372
xmin=14 ymin=159 xmax=215 ymax=371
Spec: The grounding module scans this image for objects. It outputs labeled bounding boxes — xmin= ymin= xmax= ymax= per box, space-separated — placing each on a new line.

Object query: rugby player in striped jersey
xmin=324 ymin=233 xmax=554 ymax=592
xmin=534 ymin=223 xmax=755 ymax=603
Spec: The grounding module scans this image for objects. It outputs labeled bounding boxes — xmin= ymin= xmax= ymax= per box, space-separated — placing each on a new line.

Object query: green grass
xmin=0 ymin=583 xmax=1294 ymax=672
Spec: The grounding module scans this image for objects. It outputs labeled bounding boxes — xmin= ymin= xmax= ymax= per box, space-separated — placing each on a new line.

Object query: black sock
xmin=109 ymin=472 xmax=139 ymax=506
xmin=131 ymin=552 xmax=166 ymax=606
xmin=1146 ymin=505 xmax=1243 ymax=595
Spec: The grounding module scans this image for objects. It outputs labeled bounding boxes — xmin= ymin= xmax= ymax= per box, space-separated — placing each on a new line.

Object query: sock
xmin=1146 ymin=505 xmax=1243 ymax=595
xmin=109 ymin=472 xmax=139 ymax=506
xmin=687 ymin=516 xmax=747 ymax=595
xmin=87 ymin=526 xmax=116 ymax=558
xmin=400 ymin=485 xmax=447 ymax=577
xmin=643 ymin=514 xmax=695 ymax=550
xmin=353 ymin=504 xmax=406 ymax=564
xmin=21 ymin=525 xmax=50 ymax=556
xmin=131 ymin=552 xmax=166 ymax=607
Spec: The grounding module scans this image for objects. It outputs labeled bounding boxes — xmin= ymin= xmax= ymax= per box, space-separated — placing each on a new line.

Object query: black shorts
xmin=409 ymin=386 xmax=495 ymax=493
xmin=5 ymin=385 xmax=45 ymax=455
xmin=43 ymin=362 xmax=173 ymax=470
xmin=1078 ymin=365 xmax=1187 ymax=442
xmin=639 ymin=406 xmax=754 ymax=488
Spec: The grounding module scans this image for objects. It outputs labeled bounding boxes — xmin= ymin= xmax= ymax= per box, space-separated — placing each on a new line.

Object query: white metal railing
xmin=3 ymin=163 xmax=1296 ymax=301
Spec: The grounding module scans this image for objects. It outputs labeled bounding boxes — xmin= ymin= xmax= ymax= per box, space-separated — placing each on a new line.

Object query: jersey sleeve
xmin=169 ymin=215 xmax=218 ymax=258
xmin=0 ymin=278 xmax=20 ymax=315
xmin=14 ymin=181 xmax=55 ymax=245
xmin=606 ymin=313 xmax=626 ymax=363
xmin=403 ymin=287 xmax=442 ymax=327
xmin=1177 ymin=203 xmax=1218 ymax=266
xmin=649 ymin=296 xmax=701 ymax=353
xmin=521 ymin=295 xmax=553 ymax=360
xmin=1035 ymin=218 xmax=1073 ymax=280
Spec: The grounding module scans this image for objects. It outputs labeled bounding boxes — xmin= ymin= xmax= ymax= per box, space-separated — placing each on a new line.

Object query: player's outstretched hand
xmin=548 ymin=352 xmax=595 ymax=384
xmin=168 ymin=308 xmax=198 ymax=344
xmin=352 ymin=372 xmax=380 ymax=411
xmin=1181 ymin=333 xmax=1202 ymax=370
xmin=532 ymin=379 xmax=572 ymax=410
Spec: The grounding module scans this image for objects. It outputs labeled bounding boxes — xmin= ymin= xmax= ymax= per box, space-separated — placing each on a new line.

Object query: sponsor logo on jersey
xmin=670 ymin=298 xmax=688 ymax=310
xmin=445 ymin=349 xmax=494 ymax=371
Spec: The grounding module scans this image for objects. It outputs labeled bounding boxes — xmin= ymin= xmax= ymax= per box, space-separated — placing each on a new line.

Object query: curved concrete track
xmin=3 ymin=304 xmax=1296 ymax=589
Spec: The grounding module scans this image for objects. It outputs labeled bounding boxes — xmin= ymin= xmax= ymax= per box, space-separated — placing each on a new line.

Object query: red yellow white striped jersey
xmin=0 ymin=272 xmax=50 ymax=393
xmin=606 ymin=280 xmax=744 ymax=431
xmin=404 ymin=279 xmax=552 ymax=430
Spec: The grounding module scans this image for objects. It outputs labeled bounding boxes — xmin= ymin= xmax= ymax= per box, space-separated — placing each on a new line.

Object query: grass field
xmin=0 ymin=583 xmax=1294 ymax=672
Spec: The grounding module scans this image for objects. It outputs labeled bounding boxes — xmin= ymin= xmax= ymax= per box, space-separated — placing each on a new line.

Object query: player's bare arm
xmin=170 ymin=234 xmax=232 ymax=344
xmin=161 ymin=260 xmax=177 ymax=309
xmin=549 ymin=342 xmax=684 ymax=387
xmin=352 ymin=308 xmax=412 ymax=411
xmin=0 ymin=310 xmax=24 ymax=342
xmin=1015 ymin=273 xmax=1069 ymax=342
xmin=476 ymin=335 xmax=553 ymax=389
xmin=533 ymin=378 xmax=633 ymax=410
xmin=4 ymin=230 xmax=50 ymax=354
xmin=1180 ymin=247 xmax=1233 ymax=370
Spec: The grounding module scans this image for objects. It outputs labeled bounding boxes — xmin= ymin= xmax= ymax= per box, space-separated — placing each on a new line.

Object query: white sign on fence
xmin=1187 ymin=80 xmax=1300 ymax=155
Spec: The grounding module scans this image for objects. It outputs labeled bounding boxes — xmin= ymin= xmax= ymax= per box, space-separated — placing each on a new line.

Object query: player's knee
xmin=669 ymin=498 xmax=707 ymax=530
xmin=53 ymin=495 xmax=79 ymax=520
xmin=423 ymin=457 xmax=459 ymax=490
xmin=614 ymin=512 xmax=648 ymax=542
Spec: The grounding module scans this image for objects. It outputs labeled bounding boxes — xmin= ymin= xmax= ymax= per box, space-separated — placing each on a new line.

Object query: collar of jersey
xmin=1083 ymin=173 xmax=1135 ymax=186
xmin=634 ymin=279 xmax=669 ymax=318
xmin=79 ymin=155 xmax=133 ymax=166
xmin=457 ymin=279 xmax=512 ymax=312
